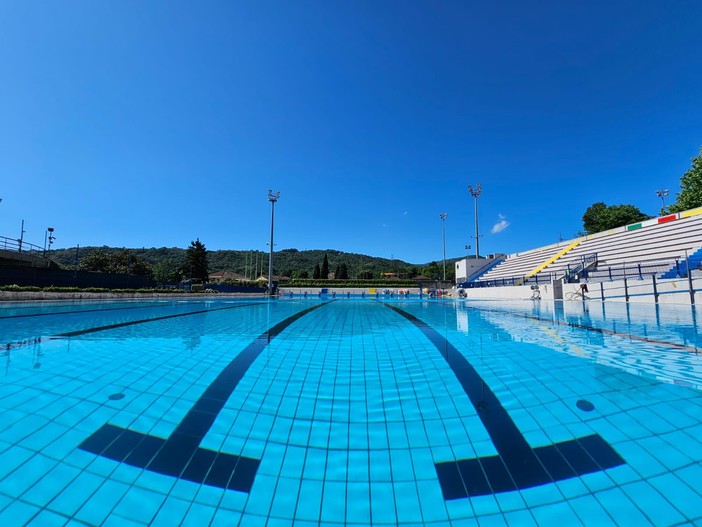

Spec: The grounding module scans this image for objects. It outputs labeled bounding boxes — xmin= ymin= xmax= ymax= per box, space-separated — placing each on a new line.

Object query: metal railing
xmin=0 ymin=236 xmax=45 ymax=256
xmin=464 ymin=256 xmax=701 ymax=289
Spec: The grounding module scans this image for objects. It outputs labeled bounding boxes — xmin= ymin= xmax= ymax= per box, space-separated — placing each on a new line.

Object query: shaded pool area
xmin=0 ymin=298 xmax=701 ymax=525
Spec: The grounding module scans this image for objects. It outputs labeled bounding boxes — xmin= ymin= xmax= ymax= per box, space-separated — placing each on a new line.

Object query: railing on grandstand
xmin=0 ymin=235 xmax=45 ymax=256
xmin=562 ymin=253 xmax=598 ymax=283
xmin=463 ymin=256 xmax=701 ymax=288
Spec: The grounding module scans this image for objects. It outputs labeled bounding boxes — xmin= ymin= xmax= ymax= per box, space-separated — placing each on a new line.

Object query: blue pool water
xmin=1 ymin=297 xmax=701 ymax=525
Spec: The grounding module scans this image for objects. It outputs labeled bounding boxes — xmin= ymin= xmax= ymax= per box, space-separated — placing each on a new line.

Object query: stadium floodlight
xmin=439 ymin=213 xmax=448 ymax=281
xmin=468 ymin=184 xmax=482 ymax=259
xmin=267 ymin=190 xmax=280 ymax=293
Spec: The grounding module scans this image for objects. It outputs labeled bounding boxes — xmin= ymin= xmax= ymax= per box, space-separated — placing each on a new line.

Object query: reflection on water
xmin=451 ymin=300 xmax=702 ymax=390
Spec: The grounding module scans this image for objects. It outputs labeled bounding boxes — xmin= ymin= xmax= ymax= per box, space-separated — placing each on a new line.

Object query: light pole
xmin=18 ymin=219 xmax=26 ymax=252
xmin=439 ymin=213 xmax=448 ymax=281
xmin=47 ymin=228 xmax=55 ymax=258
xmin=656 ymin=189 xmax=669 ymax=214
xmin=44 ymin=227 xmax=54 ymax=256
xmin=468 ymin=183 xmax=482 ymax=259
xmin=267 ymin=189 xmax=280 ymax=294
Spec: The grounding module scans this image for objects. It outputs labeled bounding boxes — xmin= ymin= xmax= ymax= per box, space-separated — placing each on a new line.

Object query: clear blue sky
xmin=1 ymin=1 xmax=701 ymax=264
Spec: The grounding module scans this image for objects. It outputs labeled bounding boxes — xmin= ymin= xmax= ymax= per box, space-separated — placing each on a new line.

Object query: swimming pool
xmin=1 ymin=297 xmax=701 ymax=525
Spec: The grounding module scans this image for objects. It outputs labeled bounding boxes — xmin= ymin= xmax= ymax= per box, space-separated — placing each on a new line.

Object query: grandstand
xmin=464 ymin=206 xmax=702 ymax=287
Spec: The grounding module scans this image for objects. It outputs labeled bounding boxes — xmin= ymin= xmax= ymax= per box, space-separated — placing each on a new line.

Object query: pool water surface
xmin=0 ymin=298 xmax=701 ymax=526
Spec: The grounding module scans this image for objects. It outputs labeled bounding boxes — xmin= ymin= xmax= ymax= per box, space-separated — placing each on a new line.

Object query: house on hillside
xmin=208 ymin=270 xmax=246 ymax=283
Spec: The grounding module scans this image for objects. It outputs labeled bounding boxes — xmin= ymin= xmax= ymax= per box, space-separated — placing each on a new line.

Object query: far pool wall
xmin=279 ymin=287 xmax=422 ymax=296
xmin=462 ymin=276 xmax=702 ymax=305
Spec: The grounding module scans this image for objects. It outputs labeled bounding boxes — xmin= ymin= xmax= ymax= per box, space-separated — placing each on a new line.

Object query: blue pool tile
xmin=270 ymin=477 xmax=301 ymax=518
xmin=48 ymin=471 xmax=104 ymax=517
xmin=369 ymin=450 xmax=392 ymax=482
xmin=393 ymin=481 xmax=423 ymax=523
xmin=519 ymin=484 xmax=564 ymax=509
xmin=494 ymin=488 xmax=527 ymax=513
xmin=22 ymin=463 xmax=81 ymax=509
xmin=112 ymin=487 xmax=166 ymax=525
xmin=476 ymin=512 xmax=508 ymax=526
xmin=346 ymin=481 xmax=372 ymax=523
xmin=150 ymin=496 xmax=191 ymax=525
xmin=0 ymin=446 xmax=34 ymax=480
xmin=320 ymin=480 xmax=346 ymax=523
xmin=74 ymin=479 xmax=129 ymax=525
xmin=531 ymin=500 xmax=581 ymax=524
xmin=468 ymin=494 xmax=501 ymax=517
xmin=648 ymin=472 xmax=702 ymax=519
xmin=620 ymin=480 xmax=685 ymax=525
xmin=594 ymin=487 xmax=652 ymax=525
xmin=416 ymin=479 xmax=448 ymax=522
xmin=25 ymin=508 xmax=68 ymax=527
xmin=502 ymin=509 xmax=539 ymax=526
xmin=102 ymin=513 xmax=147 ymax=527
xmin=370 ymin=482 xmax=397 ymax=524
xmin=295 ymin=478 xmax=324 ymax=521
xmin=0 ymin=500 xmax=41 ymax=525
xmin=565 ymin=493 xmax=616 ymax=525
xmin=180 ymin=501 xmax=217 ymax=526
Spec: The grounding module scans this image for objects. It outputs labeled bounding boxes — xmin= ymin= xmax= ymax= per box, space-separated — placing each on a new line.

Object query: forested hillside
xmin=49 ymin=246 xmax=460 ymax=281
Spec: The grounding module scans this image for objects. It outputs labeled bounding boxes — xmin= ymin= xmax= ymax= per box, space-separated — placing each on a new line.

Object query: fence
xmin=0 ymin=267 xmax=156 ymax=289
xmin=467 ymin=255 xmax=699 ymax=289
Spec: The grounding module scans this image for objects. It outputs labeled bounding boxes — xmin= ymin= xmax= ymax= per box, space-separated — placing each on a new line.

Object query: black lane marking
xmin=462 ymin=304 xmax=699 ymax=353
xmin=2 ymin=302 xmax=266 ymax=351
xmin=0 ymin=302 xmax=172 ymax=320
xmin=383 ymin=303 xmax=624 ymax=500
xmin=56 ymin=302 xmax=266 ymax=337
xmin=79 ymin=302 xmax=330 ymax=493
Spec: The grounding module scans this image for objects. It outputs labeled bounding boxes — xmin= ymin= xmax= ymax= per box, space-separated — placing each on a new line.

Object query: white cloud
xmin=491 ymin=214 xmax=510 ymax=234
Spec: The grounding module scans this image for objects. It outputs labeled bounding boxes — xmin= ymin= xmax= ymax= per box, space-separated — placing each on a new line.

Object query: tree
xmin=321 ymin=254 xmax=329 ymax=279
xmin=313 ymin=263 xmax=321 ymax=279
xmin=581 ymin=202 xmax=651 ymax=234
xmin=669 ymin=147 xmax=702 ymax=213
xmin=296 ymin=270 xmax=309 ymax=279
xmin=184 ymin=239 xmax=209 ymax=283
xmin=152 ymin=259 xmax=179 ymax=283
xmin=421 ymin=261 xmax=441 ymax=279
xmin=79 ymin=248 xmax=153 ymax=277
xmin=335 ymin=263 xmax=349 ymax=280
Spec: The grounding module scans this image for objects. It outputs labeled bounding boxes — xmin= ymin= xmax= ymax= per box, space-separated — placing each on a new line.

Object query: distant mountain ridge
xmin=48 ymin=246 xmax=460 ymax=279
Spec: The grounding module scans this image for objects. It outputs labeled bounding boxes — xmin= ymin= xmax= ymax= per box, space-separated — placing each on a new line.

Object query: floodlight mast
xmin=468 ymin=183 xmax=482 ymax=259
xmin=439 ymin=213 xmax=448 ymax=281
xmin=267 ymin=190 xmax=280 ymax=294
xmin=656 ymin=189 xmax=669 ymax=213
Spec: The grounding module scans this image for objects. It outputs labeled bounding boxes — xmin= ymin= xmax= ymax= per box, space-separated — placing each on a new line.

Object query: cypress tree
xmin=321 ymin=254 xmax=329 ymax=279
xmin=313 ymin=263 xmax=321 ymax=279
xmin=337 ymin=263 xmax=349 ymax=280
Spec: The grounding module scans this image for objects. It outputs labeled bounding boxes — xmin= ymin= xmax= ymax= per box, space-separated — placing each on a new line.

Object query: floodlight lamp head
xmin=267 ymin=190 xmax=280 ymax=202
xmin=47 ymin=227 xmax=54 ymax=233
xmin=468 ymin=183 xmax=482 ymax=198
xmin=439 ymin=213 xmax=448 ymax=220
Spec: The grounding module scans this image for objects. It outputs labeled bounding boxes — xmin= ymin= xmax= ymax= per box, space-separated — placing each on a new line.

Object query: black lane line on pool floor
xmin=2 ymin=302 xmax=267 ymax=352
xmin=383 ymin=303 xmax=625 ymax=500
xmin=56 ymin=302 xmax=268 ymax=337
xmin=0 ymin=302 xmax=176 ymax=320
xmin=78 ymin=301 xmax=331 ymax=493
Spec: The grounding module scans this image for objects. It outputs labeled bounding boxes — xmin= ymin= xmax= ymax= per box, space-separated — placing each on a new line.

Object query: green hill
xmin=49 ymin=246 xmax=460 ymax=280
